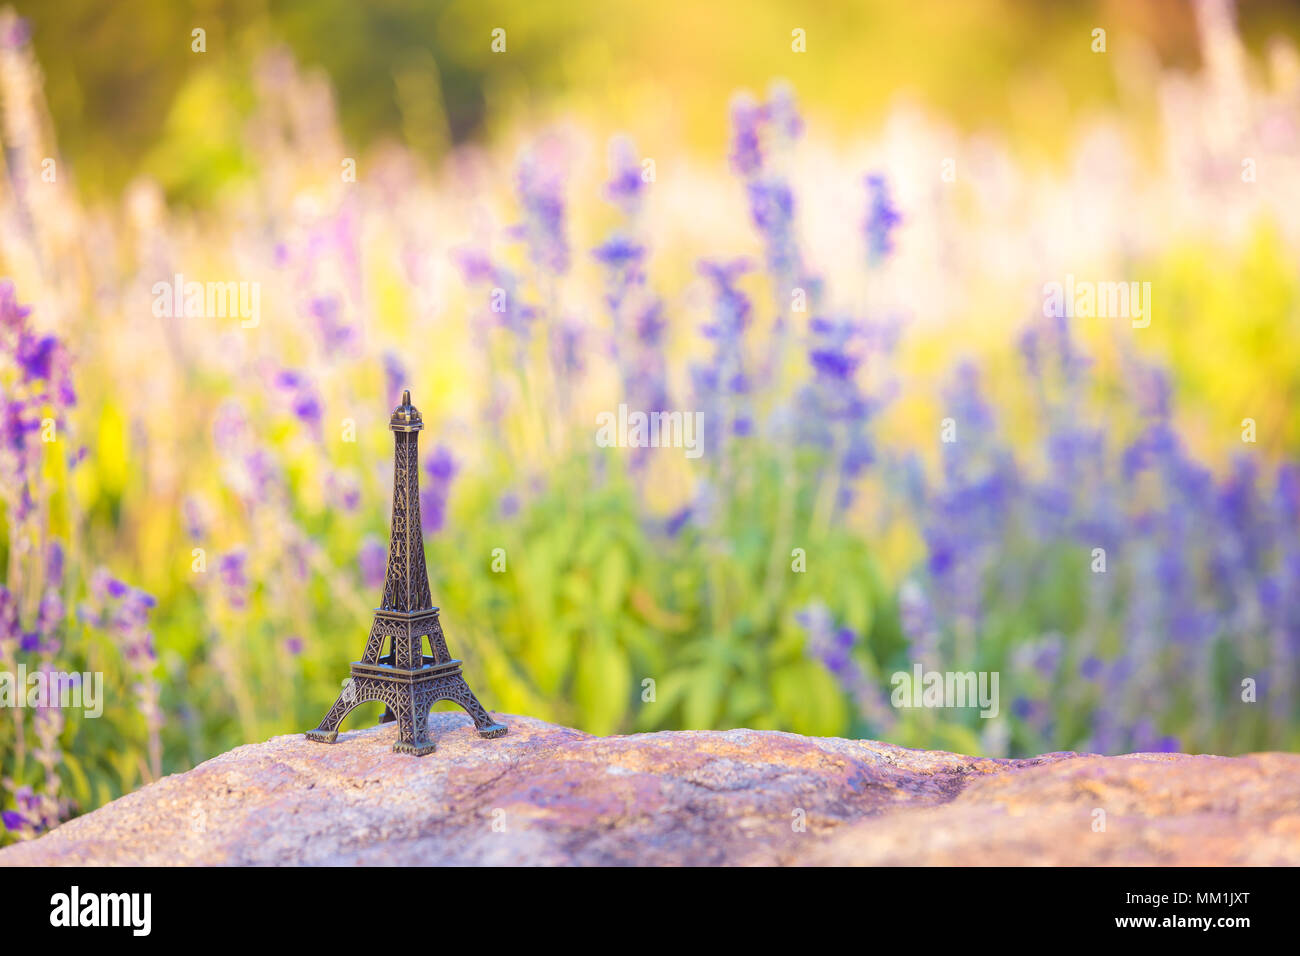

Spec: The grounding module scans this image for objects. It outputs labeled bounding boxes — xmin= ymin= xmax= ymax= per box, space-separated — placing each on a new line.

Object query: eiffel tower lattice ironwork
xmin=306 ymin=389 xmax=507 ymax=755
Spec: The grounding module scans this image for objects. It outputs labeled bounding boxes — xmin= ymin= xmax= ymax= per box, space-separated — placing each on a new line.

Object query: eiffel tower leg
xmin=436 ymin=674 xmax=507 ymax=738
xmin=392 ymin=686 xmax=436 ymax=756
xmin=306 ymin=678 xmax=370 ymax=744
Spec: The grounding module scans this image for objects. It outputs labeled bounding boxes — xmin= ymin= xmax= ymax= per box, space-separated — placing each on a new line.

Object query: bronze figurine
xmin=307 ymin=389 xmax=506 ymax=754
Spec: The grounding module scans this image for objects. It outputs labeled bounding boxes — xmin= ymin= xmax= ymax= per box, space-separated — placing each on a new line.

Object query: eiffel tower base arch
xmin=307 ymin=659 xmax=507 ymax=755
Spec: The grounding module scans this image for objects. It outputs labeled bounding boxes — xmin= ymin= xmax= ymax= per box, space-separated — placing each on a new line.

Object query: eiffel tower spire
xmin=382 ymin=389 xmax=432 ymax=613
xmin=306 ymin=389 xmax=507 ymax=755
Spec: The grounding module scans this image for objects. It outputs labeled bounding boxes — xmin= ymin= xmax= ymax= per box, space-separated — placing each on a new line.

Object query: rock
xmin=2 ymin=714 xmax=1297 ymax=865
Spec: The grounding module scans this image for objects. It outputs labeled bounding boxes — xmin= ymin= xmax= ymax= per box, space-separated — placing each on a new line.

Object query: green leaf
xmin=634 ymin=669 xmax=690 ymax=729
xmin=596 ymin=545 xmax=630 ymax=616
xmin=683 ymin=666 xmax=723 ymax=729
xmin=60 ymin=751 xmax=93 ymax=808
xmin=773 ymin=660 xmax=849 ymax=736
xmin=574 ymin=635 xmax=631 ymax=735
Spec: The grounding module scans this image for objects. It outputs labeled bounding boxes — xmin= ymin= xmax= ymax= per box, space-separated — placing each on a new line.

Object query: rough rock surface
xmin=2 ymin=714 xmax=1297 ymax=865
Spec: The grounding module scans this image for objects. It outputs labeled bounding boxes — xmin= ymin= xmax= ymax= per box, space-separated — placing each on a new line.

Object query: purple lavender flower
xmin=16 ymin=333 xmax=59 ymax=382
xmin=746 ymin=179 xmax=800 ymax=279
xmin=764 ymin=81 xmax=804 ymax=141
xmin=1 ymin=399 xmax=36 ymax=456
xmin=383 ymin=351 xmax=408 ymax=406
xmin=512 ymin=142 xmax=570 ymax=275
xmin=746 ymin=180 xmax=794 ymax=230
xmin=604 ymin=135 xmax=646 ymax=214
xmin=0 ymin=279 xmax=31 ymax=329
xmin=451 ymin=246 xmax=497 ymax=285
xmin=45 ymin=539 xmax=64 ymax=589
xmin=794 ymin=313 xmax=890 ymax=509
xmin=550 ymin=318 xmax=586 ymax=378
xmin=698 ymin=259 xmax=752 ymax=334
xmin=0 ymin=586 xmax=16 ymax=634
xmin=727 ymin=94 xmax=764 ymax=177
xmin=797 ymin=603 xmax=895 ymax=732
xmin=36 ymin=588 xmax=63 ymax=652
xmin=273 ymin=368 xmax=324 ymax=439
xmin=326 ymin=471 xmax=361 ymax=512
xmin=635 ymin=301 xmax=666 ymax=348
xmin=420 ymin=445 xmax=458 ymax=535
xmin=292 ymin=391 xmax=322 ymax=430
xmin=895 ymin=302 xmax=1300 ymax=754
xmin=217 ymin=551 xmax=250 ymax=610
xmin=212 ymin=400 xmax=248 ymax=456
xmin=182 ymin=496 xmax=208 ymax=541
xmin=692 ymin=258 xmax=754 ymax=445
xmin=82 ymin=567 xmax=162 ymax=777
xmin=455 ymin=251 xmax=536 ymax=343
xmin=897 ymin=579 xmax=940 ymax=665
xmin=0 ymin=286 xmax=76 ymax=517
xmin=726 ymin=86 xmax=817 ymax=315
xmin=664 ymin=506 xmax=693 ymax=537
xmin=592 ymin=236 xmax=645 ymax=272
xmin=310 ymin=295 xmax=356 ymax=358
xmin=862 ymin=173 xmax=901 ymax=264
xmin=808 ymin=347 xmax=860 ymax=381
xmin=359 ymin=534 xmax=387 ymax=590
xmin=593 ymin=136 xmax=673 ymax=473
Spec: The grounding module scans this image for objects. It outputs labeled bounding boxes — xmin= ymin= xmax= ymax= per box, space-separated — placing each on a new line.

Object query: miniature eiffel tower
xmin=306 ymin=389 xmax=506 ymax=755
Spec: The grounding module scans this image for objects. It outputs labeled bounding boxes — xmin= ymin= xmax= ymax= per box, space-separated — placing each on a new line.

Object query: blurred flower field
xmin=2 ymin=2 xmax=1300 ymax=840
